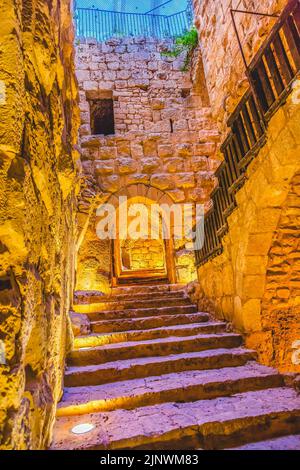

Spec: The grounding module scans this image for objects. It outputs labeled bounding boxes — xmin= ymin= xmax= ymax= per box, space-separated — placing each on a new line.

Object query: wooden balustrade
xmin=195 ymin=0 xmax=300 ymax=266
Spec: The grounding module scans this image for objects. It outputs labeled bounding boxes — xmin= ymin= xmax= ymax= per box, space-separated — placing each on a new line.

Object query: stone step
xmin=73 ymin=298 xmax=194 ymax=315
xmin=51 ymin=387 xmax=300 ymax=450
xmin=84 ymin=304 xmax=198 ymax=322
xmin=229 ymin=434 xmax=300 ymax=450
xmin=74 ymin=290 xmax=187 ymax=304
xmin=74 ymin=321 xmax=228 ymax=348
xmin=68 ymin=333 xmax=243 ymax=366
xmin=91 ymin=312 xmax=210 ymax=334
xmin=57 ymin=362 xmax=283 ymax=417
xmin=110 ymin=284 xmax=184 ymax=296
xmin=65 ymin=347 xmax=257 ymax=387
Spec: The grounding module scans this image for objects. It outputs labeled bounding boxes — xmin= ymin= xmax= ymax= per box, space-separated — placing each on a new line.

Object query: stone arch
xmin=75 ymin=183 xmax=192 ymax=292
xmin=105 ymin=183 xmax=175 ymax=210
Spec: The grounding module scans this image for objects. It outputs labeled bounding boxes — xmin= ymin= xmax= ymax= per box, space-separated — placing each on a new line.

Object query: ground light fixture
xmin=71 ymin=423 xmax=96 ymax=435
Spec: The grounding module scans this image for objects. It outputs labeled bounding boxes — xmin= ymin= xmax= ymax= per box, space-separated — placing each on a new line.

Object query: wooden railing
xmin=195 ymin=0 xmax=300 ymax=266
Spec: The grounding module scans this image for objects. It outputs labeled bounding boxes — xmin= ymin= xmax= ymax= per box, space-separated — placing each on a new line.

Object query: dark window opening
xmin=90 ymin=98 xmax=115 ymax=135
xmin=170 ymin=119 xmax=174 ymax=133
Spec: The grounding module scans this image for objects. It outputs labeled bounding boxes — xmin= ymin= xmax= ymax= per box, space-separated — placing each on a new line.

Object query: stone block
xmin=242 ymin=299 xmax=262 ymax=332
xmin=141 ymin=157 xmax=161 ymax=174
xmin=164 ymin=157 xmax=184 ymax=173
xmin=150 ymin=174 xmax=174 ymax=190
xmin=98 ymin=147 xmax=117 ymax=160
xmin=94 ymin=161 xmax=114 ymax=175
xmin=191 ymin=156 xmax=208 ymax=172
xmin=175 ymin=173 xmax=195 ymax=189
xmin=143 ymin=139 xmax=157 ymax=157
xmin=176 ymin=144 xmax=192 ymax=157
xmin=116 ymin=158 xmax=137 ymax=175
xmin=98 ymin=175 xmax=120 ymax=193
xmin=194 ymin=142 xmax=216 ymax=155
xmin=247 ymin=233 xmax=274 ymax=256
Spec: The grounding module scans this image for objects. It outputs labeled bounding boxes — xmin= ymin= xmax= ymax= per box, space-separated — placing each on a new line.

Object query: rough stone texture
xmin=75 ymin=36 xmax=220 ymax=290
xmin=0 ymin=0 xmax=79 ymax=449
xmin=76 ymin=36 xmax=219 ymax=200
xmin=193 ymin=0 xmax=286 ymax=133
xmin=196 ymin=86 xmax=300 ymax=373
xmin=230 ymin=434 xmax=300 ymax=450
xmin=121 ymin=238 xmax=166 ymax=271
xmin=52 ymin=387 xmax=300 ymax=450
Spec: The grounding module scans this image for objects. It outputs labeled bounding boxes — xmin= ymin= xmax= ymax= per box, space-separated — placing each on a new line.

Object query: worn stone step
xmin=51 ymin=388 xmax=300 ymax=450
xmin=74 ymin=321 xmax=228 ymax=348
xmin=57 ymin=363 xmax=283 ymax=417
xmin=73 ymin=299 xmax=195 ymax=315
xmin=85 ymin=304 xmax=199 ymax=322
xmin=74 ymin=290 xmax=187 ymax=304
xmin=110 ymin=284 xmax=184 ymax=296
xmin=91 ymin=312 xmax=210 ymax=334
xmin=229 ymin=434 xmax=300 ymax=450
xmin=68 ymin=333 xmax=243 ymax=366
xmin=65 ymin=348 xmax=257 ymax=387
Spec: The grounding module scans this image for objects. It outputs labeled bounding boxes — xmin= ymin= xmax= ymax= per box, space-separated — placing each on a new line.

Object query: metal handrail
xmin=75 ymin=5 xmax=193 ymax=41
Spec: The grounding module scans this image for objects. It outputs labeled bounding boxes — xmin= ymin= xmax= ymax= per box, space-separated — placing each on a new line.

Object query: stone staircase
xmin=51 ymin=284 xmax=300 ymax=450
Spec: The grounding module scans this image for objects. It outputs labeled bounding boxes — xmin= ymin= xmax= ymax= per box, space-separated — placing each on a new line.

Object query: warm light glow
xmin=58 ymin=397 xmax=137 ymax=417
xmin=71 ymin=423 xmax=95 ymax=434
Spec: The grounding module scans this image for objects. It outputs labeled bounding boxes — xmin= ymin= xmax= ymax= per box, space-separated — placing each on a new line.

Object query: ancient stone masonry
xmin=76 ymin=36 xmax=220 ymax=198
xmin=261 ymin=171 xmax=300 ymax=372
xmin=188 ymin=0 xmax=300 ymax=374
xmin=75 ymin=36 xmax=221 ymax=290
xmin=0 ymin=0 xmax=79 ymax=449
xmin=194 ymin=84 xmax=300 ymax=373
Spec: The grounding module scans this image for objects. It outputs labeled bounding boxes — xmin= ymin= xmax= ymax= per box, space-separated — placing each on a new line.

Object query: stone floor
xmin=51 ymin=284 xmax=300 ymax=450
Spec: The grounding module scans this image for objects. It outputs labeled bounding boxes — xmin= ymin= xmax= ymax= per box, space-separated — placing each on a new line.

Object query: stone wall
xmin=76 ymin=37 xmax=220 ymax=205
xmin=0 ymin=0 xmax=79 ymax=449
xmin=75 ymin=36 xmax=220 ymax=289
xmin=193 ymin=0 xmax=286 ymax=132
xmin=121 ymin=239 xmax=166 ymax=271
xmin=195 ymin=84 xmax=300 ymax=373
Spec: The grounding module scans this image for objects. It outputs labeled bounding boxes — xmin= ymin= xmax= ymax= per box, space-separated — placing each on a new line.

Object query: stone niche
xmin=0 ymin=0 xmax=79 ymax=449
xmin=86 ymin=90 xmax=115 ymax=135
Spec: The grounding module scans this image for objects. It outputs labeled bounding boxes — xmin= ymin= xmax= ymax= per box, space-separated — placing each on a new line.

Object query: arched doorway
xmin=112 ymin=194 xmax=176 ymax=285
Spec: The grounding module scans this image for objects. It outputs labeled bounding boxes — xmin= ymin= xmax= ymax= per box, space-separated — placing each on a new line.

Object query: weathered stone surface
xmin=57 ymin=362 xmax=282 ymax=416
xmin=192 ymin=0 xmax=286 ymax=134
xmin=196 ymin=87 xmax=300 ymax=373
xmin=75 ymin=36 xmax=220 ymax=288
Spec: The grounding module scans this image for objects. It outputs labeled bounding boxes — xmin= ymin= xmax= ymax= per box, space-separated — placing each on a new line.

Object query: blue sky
xmin=76 ymin=1 xmax=189 ymax=15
